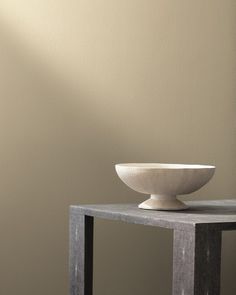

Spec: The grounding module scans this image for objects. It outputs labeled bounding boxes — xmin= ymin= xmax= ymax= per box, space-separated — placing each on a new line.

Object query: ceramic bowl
xmin=115 ymin=163 xmax=215 ymax=210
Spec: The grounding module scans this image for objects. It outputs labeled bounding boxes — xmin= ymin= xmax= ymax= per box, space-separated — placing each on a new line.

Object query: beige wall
xmin=0 ymin=0 xmax=235 ymax=294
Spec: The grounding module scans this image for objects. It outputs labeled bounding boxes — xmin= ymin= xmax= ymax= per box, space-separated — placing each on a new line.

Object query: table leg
xmin=70 ymin=212 xmax=94 ymax=295
xmin=172 ymin=227 xmax=222 ymax=295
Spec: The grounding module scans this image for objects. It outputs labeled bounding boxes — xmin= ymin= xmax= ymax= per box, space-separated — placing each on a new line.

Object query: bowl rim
xmin=115 ymin=163 xmax=215 ymax=169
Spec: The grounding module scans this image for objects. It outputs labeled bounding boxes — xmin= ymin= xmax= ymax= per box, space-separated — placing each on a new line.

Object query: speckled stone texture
xmin=70 ymin=214 xmax=93 ymax=295
xmin=69 ymin=199 xmax=236 ymax=295
xmin=173 ymin=227 xmax=221 ymax=295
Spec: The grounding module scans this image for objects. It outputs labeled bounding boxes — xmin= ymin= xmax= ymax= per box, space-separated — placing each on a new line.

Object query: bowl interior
xmin=116 ymin=163 xmax=215 ymax=169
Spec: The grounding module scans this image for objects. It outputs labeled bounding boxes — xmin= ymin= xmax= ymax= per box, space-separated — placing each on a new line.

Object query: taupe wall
xmin=0 ymin=1 xmax=235 ymax=294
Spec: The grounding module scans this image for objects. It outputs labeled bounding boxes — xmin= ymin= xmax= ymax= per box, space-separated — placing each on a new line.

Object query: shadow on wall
xmin=0 ymin=19 xmax=148 ymax=204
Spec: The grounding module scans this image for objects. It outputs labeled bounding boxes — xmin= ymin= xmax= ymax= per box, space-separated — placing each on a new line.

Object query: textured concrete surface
xmin=71 ymin=199 xmax=236 ymax=231
xmin=70 ymin=199 xmax=236 ymax=294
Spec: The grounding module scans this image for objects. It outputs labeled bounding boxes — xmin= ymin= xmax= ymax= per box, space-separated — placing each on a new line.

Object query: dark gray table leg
xmin=70 ymin=212 xmax=94 ymax=295
xmin=172 ymin=227 xmax=222 ymax=295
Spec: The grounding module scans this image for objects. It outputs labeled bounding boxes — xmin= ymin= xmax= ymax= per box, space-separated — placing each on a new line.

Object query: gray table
xmin=69 ymin=199 xmax=236 ymax=295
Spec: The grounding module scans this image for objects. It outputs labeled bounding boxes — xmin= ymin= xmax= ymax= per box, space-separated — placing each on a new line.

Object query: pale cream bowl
xmin=115 ymin=163 xmax=215 ymax=210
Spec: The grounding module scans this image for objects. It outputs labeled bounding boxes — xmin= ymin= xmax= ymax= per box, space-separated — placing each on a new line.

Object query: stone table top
xmin=70 ymin=199 xmax=236 ymax=231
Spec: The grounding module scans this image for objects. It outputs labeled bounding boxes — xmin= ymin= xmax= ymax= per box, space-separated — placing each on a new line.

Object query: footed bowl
xmin=115 ymin=163 xmax=215 ymax=211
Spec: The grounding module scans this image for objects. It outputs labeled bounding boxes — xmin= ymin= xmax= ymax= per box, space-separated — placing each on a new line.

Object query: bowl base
xmin=138 ymin=195 xmax=188 ymax=211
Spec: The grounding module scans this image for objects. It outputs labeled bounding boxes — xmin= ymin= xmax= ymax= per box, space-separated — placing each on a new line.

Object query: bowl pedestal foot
xmin=138 ymin=194 xmax=188 ymax=211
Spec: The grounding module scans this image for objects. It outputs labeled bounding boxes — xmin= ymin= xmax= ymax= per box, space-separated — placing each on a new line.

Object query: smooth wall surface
xmin=0 ymin=1 xmax=235 ymax=294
